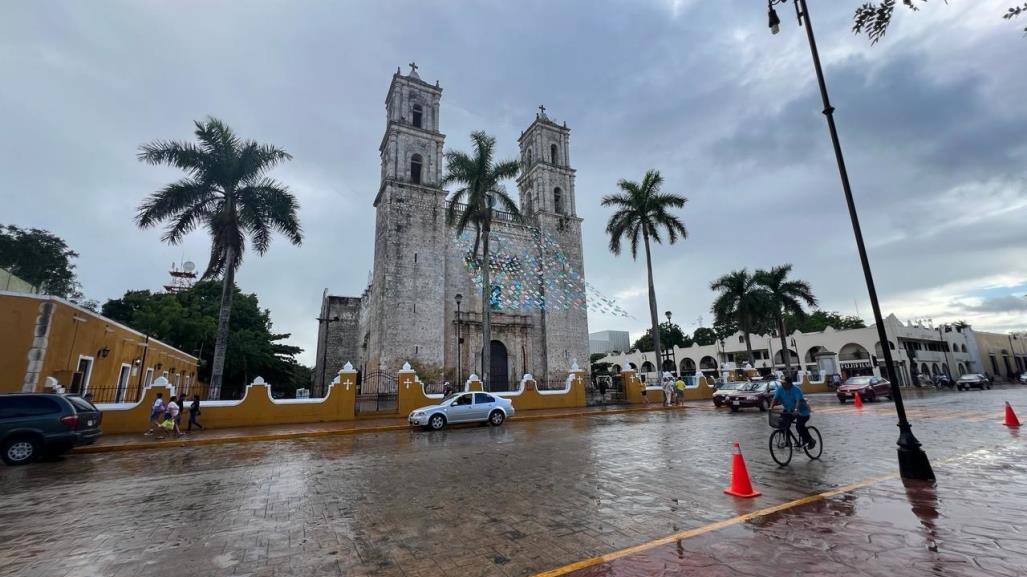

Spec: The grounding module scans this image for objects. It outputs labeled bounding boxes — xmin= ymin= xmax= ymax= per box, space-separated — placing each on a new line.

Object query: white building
xmin=589 ymin=330 xmax=630 ymax=356
xmin=599 ymin=314 xmax=981 ymax=386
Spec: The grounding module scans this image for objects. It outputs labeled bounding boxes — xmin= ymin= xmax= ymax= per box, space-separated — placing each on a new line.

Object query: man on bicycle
xmin=771 ymin=377 xmax=815 ymax=449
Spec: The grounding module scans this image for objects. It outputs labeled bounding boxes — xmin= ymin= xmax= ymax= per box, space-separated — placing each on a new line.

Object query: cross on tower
xmin=538 ymin=104 xmax=546 ymax=115
xmin=409 ymin=62 xmax=418 ymax=73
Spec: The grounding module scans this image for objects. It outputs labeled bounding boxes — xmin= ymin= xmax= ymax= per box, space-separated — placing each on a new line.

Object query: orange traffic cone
xmin=723 ymin=442 xmax=762 ymax=498
xmin=1004 ymin=402 xmax=1021 ymax=427
xmin=853 ymin=391 xmax=864 ymax=409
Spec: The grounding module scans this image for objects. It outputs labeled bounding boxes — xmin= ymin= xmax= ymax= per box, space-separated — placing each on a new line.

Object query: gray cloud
xmin=1 ymin=0 xmax=1025 ymax=366
xmin=961 ymin=295 xmax=1027 ymax=313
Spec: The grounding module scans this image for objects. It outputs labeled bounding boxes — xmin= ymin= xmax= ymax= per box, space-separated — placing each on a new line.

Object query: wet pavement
xmin=1 ymin=386 xmax=1025 ymax=577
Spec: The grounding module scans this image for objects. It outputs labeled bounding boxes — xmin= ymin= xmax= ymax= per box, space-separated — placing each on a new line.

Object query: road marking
xmin=527 ymin=446 xmax=1007 ymax=577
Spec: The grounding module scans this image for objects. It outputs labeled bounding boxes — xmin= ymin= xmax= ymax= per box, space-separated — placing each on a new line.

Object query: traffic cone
xmin=1004 ymin=402 xmax=1021 ymax=427
xmin=853 ymin=391 xmax=864 ymax=409
xmin=723 ymin=442 xmax=761 ymax=498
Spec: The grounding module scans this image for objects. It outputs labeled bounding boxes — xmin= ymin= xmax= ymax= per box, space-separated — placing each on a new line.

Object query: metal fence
xmin=356 ymin=371 xmax=399 ymax=414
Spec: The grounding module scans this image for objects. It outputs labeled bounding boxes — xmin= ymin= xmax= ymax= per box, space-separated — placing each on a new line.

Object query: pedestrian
xmin=674 ymin=376 xmax=686 ymax=405
xmin=640 ymin=377 xmax=649 ymax=404
xmin=442 ymin=381 xmax=454 ymax=396
xmin=163 ymin=395 xmax=182 ymax=438
xmin=597 ymin=377 xmax=608 ymax=403
xmin=187 ymin=394 xmax=204 ymax=432
xmin=145 ymin=393 xmax=165 ymax=436
xmin=662 ymin=377 xmax=675 ymax=407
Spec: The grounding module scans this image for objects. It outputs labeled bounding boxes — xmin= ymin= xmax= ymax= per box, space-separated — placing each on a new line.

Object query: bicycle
xmin=768 ymin=408 xmax=823 ymax=466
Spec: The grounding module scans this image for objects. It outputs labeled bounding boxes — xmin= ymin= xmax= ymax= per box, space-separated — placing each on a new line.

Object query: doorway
xmin=115 ymin=363 xmax=131 ymax=403
xmin=489 ymin=340 xmax=509 ymax=391
xmin=71 ymin=355 xmax=94 ymax=395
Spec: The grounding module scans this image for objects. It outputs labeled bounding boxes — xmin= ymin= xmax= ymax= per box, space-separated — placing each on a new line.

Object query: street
xmin=2 ymin=387 xmax=1025 ymax=577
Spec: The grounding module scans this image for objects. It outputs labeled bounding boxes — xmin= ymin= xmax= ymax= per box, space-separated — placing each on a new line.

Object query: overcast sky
xmin=3 ymin=0 xmax=1025 ymax=366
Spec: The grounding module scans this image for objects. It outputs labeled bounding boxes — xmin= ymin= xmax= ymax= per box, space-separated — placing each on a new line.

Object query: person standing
xmin=165 ymin=396 xmax=182 ymax=438
xmin=187 ymin=394 xmax=204 ymax=432
xmin=662 ymin=376 xmax=675 ymax=407
xmin=674 ymin=376 xmax=686 ymax=406
xmin=145 ymin=393 xmax=165 ymax=436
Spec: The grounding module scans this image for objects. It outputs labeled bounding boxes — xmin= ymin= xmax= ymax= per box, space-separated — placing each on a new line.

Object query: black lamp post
xmin=316 ymin=315 xmax=340 ymax=397
xmin=768 ymin=0 xmax=933 ymax=481
xmin=663 ymin=310 xmax=677 ymax=375
xmin=455 ymin=293 xmax=463 ymax=388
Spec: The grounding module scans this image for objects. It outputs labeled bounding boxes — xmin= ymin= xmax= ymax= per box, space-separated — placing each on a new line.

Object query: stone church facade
xmin=314 ymin=66 xmax=588 ymax=393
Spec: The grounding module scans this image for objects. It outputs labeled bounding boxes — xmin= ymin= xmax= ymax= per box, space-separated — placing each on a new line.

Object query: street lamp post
xmin=316 ymin=315 xmax=341 ymax=397
xmin=455 ymin=294 xmax=463 ymax=389
xmin=663 ymin=310 xmax=677 ymax=375
xmin=767 ymin=0 xmax=934 ymax=480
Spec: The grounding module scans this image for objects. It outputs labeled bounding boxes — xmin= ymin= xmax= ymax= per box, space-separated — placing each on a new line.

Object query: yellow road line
xmin=528 ymin=446 xmax=1009 ymax=577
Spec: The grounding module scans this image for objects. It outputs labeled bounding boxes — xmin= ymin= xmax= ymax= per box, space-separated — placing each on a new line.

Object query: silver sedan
xmin=408 ymin=392 xmax=515 ymax=430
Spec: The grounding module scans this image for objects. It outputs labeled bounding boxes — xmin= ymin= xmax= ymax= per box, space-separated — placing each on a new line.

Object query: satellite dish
xmin=183 ymin=261 xmax=196 ymax=273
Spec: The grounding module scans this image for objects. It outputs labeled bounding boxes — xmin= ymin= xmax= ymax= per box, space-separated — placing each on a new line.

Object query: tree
xmin=755 ymin=265 xmax=818 ymax=375
xmin=0 ymin=225 xmax=81 ymax=299
xmin=590 ymin=352 xmax=608 ymax=364
xmin=102 ymin=281 xmax=308 ymax=399
xmin=443 ymin=131 xmax=521 ymax=390
xmin=711 ymin=269 xmax=769 ymax=366
xmin=692 ymin=326 xmax=719 ymax=347
xmin=632 ymin=322 xmax=692 ymax=352
xmin=136 ymin=117 xmax=303 ymax=399
xmin=784 ymin=310 xmax=866 ymax=333
xmin=602 ymin=169 xmax=687 ymax=387
xmin=853 ymin=1 xmax=1027 ymax=44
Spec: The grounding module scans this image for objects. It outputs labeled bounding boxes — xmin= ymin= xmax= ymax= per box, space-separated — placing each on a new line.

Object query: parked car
xmin=1 ymin=394 xmax=102 ymax=465
xmin=836 ymin=376 xmax=892 ymax=403
xmin=408 ymin=392 xmax=515 ymax=430
xmin=712 ymin=381 xmax=749 ymax=407
xmin=956 ymin=374 xmax=991 ymax=391
xmin=725 ymin=380 xmax=780 ymax=412
xmin=1019 ymin=372 xmax=1027 ymax=385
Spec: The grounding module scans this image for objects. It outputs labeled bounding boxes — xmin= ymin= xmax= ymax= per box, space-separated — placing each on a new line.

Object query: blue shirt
xmin=773 ymin=385 xmax=809 ymax=416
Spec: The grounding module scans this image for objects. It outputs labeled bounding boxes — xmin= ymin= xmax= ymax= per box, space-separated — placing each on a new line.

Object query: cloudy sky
xmin=3 ymin=0 xmax=1025 ymax=365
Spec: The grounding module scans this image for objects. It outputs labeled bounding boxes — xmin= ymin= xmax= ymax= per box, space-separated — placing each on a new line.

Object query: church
xmin=314 ymin=65 xmax=589 ymax=393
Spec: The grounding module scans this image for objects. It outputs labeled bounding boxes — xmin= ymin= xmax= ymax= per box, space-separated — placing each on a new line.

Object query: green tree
xmin=0 ymin=225 xmax=81 ymax=298
xmin=102 ymin=281 xmax=307 ymax=398
xmin=784 ymin=309 xmax=866 ymax=333
xmin=692 ymin=326 xmax=719 ymax=346
xmin=136 ymin=117 xmax=303 ymax=399
xmin=443 ymin=131 xmax=521 ymax=390
xmin=590 ymin=352 xmax=608 ymax=364
xmin=711 ymin=269 xmax=769 ymax=366
xmin=631 ymin=322 xmax=692 ymax=352
xmin=755 ymin=265 xmax=818 ymax=375
xmin=602 ymin=170 xmax=687 ymax=384
xmin=853 ymin=1 xmax=1027 ymax=43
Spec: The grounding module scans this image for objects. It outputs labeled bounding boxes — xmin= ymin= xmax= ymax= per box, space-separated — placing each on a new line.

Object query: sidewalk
xmin=75 ymin=401 xmax=690 ymax=453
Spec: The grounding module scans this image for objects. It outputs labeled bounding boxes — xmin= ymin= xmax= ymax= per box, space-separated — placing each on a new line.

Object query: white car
xmin=1019 ymin=372 xmax=1027 ymax=385
xmin=712 ymin=381 xmax=749 ymax=407
xmin=408 ymin=392 xmax=515 ymax=430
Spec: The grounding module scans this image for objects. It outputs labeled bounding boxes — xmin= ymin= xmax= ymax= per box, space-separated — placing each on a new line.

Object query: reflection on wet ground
xmin=568 ymin=443 xmax=1027 ymax=577
xmin=1 ymin=387 xmax=1025 ymax=577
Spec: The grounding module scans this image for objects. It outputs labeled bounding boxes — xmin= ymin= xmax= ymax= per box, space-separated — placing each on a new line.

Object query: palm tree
xmin=602 ymin=170 xmax=687 ymax=380
xmin=443 ymin=131 xmax=521 ymax=391
xmin=136 ymin=117 xmax=302 ymax=399
xmin=711 ymin=269 xmax=769 ymax=366
xmin=755 ymin=265 xmax=817 ymax=376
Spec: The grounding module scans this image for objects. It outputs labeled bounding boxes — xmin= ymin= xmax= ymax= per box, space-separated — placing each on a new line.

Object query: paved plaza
xmin=2 ymin=387 xmax=1026 ymax=577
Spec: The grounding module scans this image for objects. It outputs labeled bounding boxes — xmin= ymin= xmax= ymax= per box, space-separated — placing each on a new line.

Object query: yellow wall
xmin=0 ymin=293 xmax=199 ymax=398
xmin=398 ymin=371 xmax=588 ymax=414
xmin=97 ymin=371 xmax=358 ymax=434
xmin=974 ymin=331 xmax=1027 ymax=379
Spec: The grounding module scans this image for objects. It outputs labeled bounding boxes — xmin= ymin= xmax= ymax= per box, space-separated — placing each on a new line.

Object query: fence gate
xmin=356 ymin=371 xmax=398 ymax=414
xmin=588 ymin=374 xmax=627 ymax=405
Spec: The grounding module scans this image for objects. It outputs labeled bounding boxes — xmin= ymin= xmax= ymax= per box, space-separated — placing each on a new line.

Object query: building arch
xmin=680 ymin=358 xmax=697 ymax=374
xmin=612 ymin=364 xmax=621 ymax=374
xmin=961 ymin=344 xmax=967 ymax=353
xmin=805 ymin=346 xmax=826 ymax=363
xmin=411 ymin=103 xmax=423 ymax=128
xmin=628 ymin=362 xmax=637 ymax=371
xmin=942 ymin=362 xmax=950 ymax=376
xmin=931 ymin=363 xmax=940 ymax=375
xmin=554 ymin=187 xmax=564 ymax=214
xmin=699 ymin=356 xmax=718 ymax=370
xmin=839 ymin=343 xmax=871 ymax=360
xmin=550 ymin=143 xmax=559 ymax=164
xmin=774 ymin=348 xmax=799 ymax=365
xmin=640 ymin=361 xmax=655 ymax=374
xmin=957 ymin=362 xmax=966 ymax=375
xmin=920 ymin=363 xmax=929 ymax=375
xmin=410 ymin=154 xmax=423 ymax=184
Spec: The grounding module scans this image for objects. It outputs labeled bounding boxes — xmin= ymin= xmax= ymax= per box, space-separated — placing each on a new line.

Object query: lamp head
xmin=769 ymin=5 xmax=781 ymax=34
xmin=455 ymin=293 xmax=463 ymax=305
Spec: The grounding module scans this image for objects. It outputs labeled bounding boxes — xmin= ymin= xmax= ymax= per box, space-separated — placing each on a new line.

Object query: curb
xmin=74 ymin=403 xmax=692 ymax=454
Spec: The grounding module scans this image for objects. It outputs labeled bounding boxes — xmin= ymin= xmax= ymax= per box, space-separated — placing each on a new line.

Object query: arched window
xmin=526 ymin=148 xmax=533 ymax=165
xmin=412 ymin=104 xmax=423 ymax=128
xmin=410 ymin=154 xmax=423 ymax=184
xmin=554 ymin=187 xmax=564 ymax=214
xmin=550 ymin=143 xmax=559 ymax=164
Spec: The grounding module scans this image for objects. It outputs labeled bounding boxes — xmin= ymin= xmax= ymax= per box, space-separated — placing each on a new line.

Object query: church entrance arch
xmin=489 ymin=340 xmax=510 ymax=391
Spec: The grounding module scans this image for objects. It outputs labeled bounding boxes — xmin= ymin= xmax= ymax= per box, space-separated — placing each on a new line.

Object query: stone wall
xmin=313 ymin=295 xmax=362 ymax=396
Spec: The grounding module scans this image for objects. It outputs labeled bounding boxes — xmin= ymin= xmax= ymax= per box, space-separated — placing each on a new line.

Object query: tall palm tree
xmin=136 ymin=117 xmax=302 ymax=399
xmin=755 ymin=265 xmax=818 ymax=376
xmin=443 ymin=131 xmax=520 ymax=391
xmin=711 ymin=269 xmax=769 ymax=367
xmin=602 ymin=170 xmax=687 ymax=380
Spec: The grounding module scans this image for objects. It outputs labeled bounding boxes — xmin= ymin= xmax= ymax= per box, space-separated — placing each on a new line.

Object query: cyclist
xmin=771 ymin=377 xmax=815 ymax=449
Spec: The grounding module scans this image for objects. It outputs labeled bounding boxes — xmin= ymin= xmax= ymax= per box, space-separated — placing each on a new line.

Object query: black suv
xmin=0 ymin=394 xmax=102 ymax=465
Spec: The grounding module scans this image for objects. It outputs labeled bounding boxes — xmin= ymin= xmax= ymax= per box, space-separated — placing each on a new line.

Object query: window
xmin=412 ymin=104 xmax=423 ymax=128
xmin=454 ymin=394 xmax=472 ymax=406
xmin=143 ymin=368 xmax=154 ymax=387
xmin=67 ymin=396 xmax=96 ymax=412
xmin=0 ymin=396 xmax=61 ymax=418
xmin=550 ymin=143 xmax=558 ymax=164
xmin=526 ymin=148 xmax=532 ymax=165
xmin=554 ymin=187 xmax=564 ymax=214
xmin=410 ymin=154 xmax=423 ymax=184
xmin=474 ymin=393 xmax=495 ymax=404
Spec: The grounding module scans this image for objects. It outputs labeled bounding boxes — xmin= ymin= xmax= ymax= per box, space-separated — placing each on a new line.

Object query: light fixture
xmin=768 ymin=4 xmax=781 ymax=34
xmin=97 ymin=346 xmax=111 ymax=358
xmin=455 ymin=293 xmax=463 ymax=305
